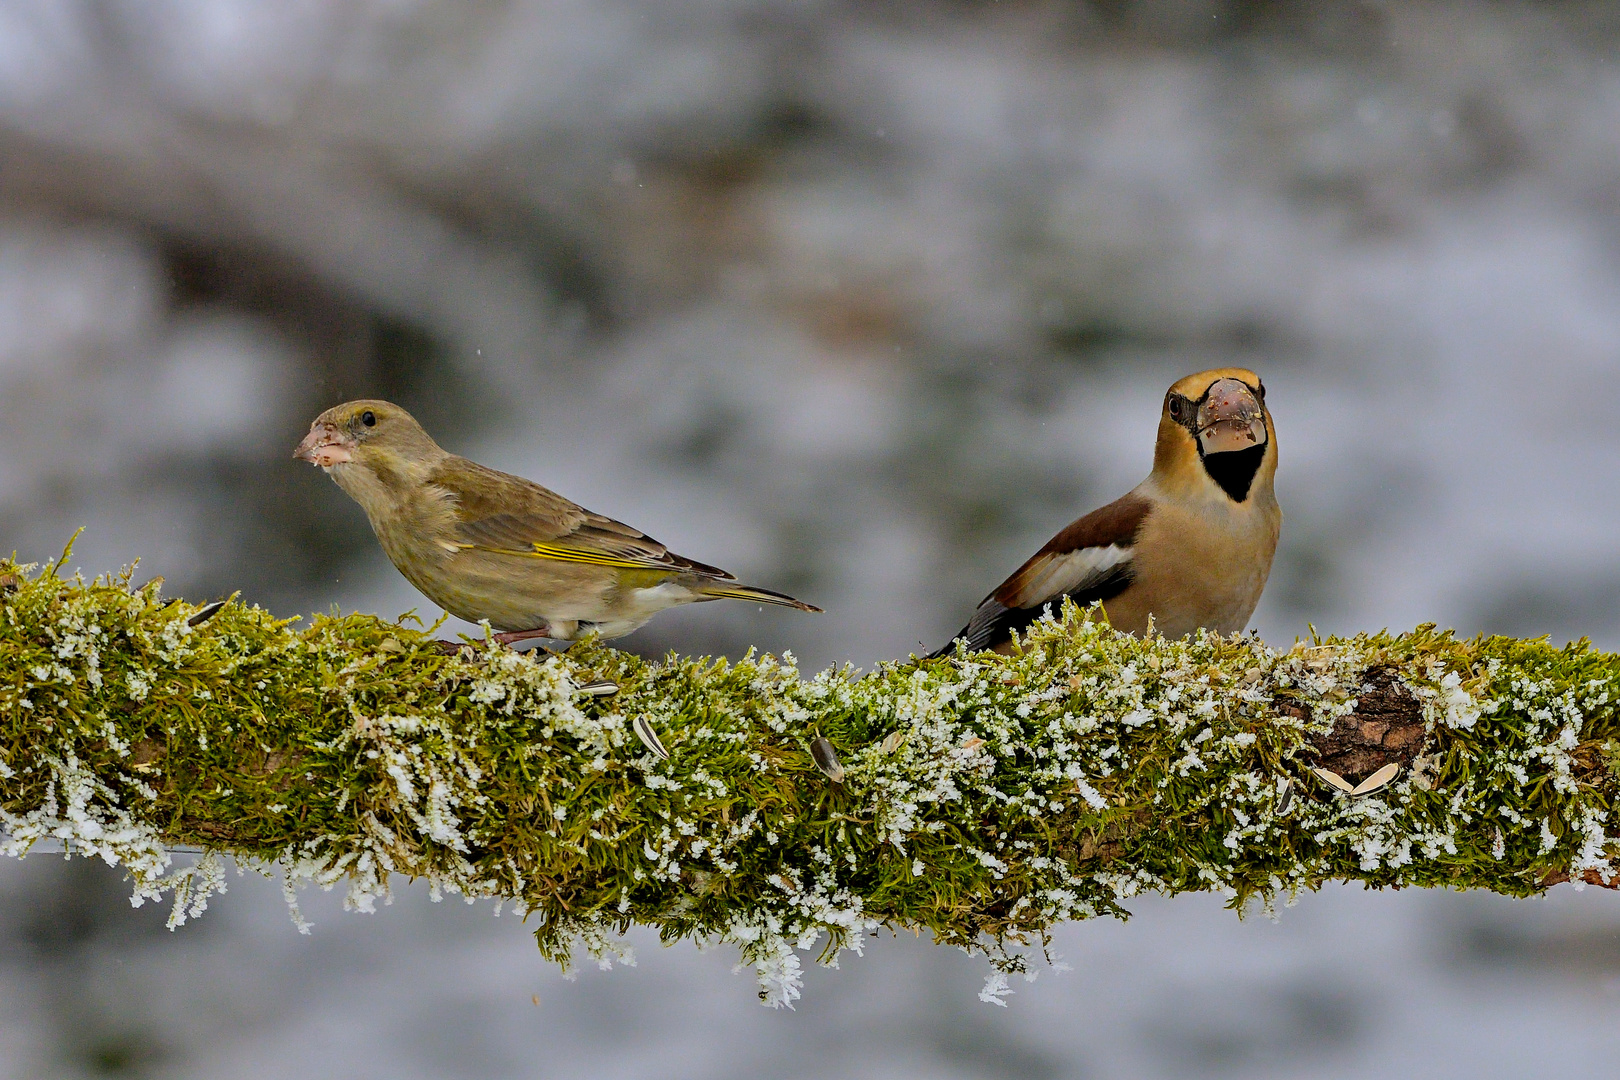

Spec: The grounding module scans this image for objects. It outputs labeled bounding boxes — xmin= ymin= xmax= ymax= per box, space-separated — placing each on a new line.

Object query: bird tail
xmin=696 ymin=582 xmax=822 ymax=612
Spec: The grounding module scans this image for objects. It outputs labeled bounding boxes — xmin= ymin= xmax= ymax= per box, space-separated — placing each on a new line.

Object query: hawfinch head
xmin=1154 ymin=368 xmax=1275 ymax=502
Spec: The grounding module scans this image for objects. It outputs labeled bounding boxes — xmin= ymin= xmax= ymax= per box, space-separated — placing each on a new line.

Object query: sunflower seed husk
xmin=187 ymin=599 xmax=227 ymax=627
xmin=632 ymin=716 xmax=669 ymax=760
xmin=810 ymin=737 xmax=845 ymax=783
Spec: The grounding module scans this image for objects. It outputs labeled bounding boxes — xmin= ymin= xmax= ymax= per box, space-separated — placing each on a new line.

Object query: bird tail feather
xmin=697 ymin=582 xmax=822 ymax=612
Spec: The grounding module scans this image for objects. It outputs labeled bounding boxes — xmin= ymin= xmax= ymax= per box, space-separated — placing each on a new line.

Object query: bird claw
xmin=431 ymin=637 xmax=562 ymax=657
xmin=493 ymin=627 xmax=554 ymax=647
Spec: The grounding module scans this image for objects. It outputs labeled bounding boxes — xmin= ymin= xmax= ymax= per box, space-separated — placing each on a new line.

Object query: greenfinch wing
xmin=429 ymin=457 xmax=734 ymax=578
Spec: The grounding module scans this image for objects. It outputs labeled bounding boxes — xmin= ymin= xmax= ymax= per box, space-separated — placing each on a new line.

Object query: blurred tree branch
xmin=2 ymin=555 xmax=1617 ymax=1006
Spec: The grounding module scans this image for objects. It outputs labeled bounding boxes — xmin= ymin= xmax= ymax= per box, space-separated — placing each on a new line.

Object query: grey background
xmin=3 ymin=1 xmax=1620 ymax=1076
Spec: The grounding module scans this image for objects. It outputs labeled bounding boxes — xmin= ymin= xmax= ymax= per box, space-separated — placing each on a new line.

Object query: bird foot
xmin=431 ymin=628 xmax=557 ymax=654
xmin=493 ymin=627 xmax=555 ymax=647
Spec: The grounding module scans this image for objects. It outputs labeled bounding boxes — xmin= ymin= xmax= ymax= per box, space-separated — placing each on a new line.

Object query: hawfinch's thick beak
xmin=294 ymin=422 xmax=354 ymax=467
xmin=1196 ymin=379 xmax=1267 ymax=456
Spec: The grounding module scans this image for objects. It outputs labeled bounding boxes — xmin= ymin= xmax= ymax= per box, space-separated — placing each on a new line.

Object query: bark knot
xmin=1279 ymin=665 xmax=1427 ymax=784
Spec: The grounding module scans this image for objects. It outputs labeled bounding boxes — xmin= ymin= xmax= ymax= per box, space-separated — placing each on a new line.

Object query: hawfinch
xmin=295 ymin=400 xmax=820 ymax=643
xmin=933 ymin=368 xmax=1279 ymax=654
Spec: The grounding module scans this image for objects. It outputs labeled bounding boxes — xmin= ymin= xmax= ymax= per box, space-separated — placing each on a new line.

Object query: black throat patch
xmin=1201 ymin=443 xmax=1265 ymax=502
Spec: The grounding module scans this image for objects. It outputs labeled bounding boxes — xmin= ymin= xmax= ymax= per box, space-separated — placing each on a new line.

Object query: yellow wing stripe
xmin=530 ymin=542 xmax=664 ymax=568
xmin=467 ymin=542 xmax=667 ymax=571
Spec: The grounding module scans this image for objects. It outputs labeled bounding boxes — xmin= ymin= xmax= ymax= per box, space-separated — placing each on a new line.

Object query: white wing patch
xmin=1020 ymin=544 xmax=1133 ymax=603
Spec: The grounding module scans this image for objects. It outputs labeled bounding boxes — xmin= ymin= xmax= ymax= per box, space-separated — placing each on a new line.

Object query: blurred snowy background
xmin=5 ymin=0 xmax=1620 ymax=1076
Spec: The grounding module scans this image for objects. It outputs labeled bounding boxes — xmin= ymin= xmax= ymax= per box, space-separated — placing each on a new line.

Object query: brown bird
xmin=294 ymin=400 xmax=820 ymax=644
xmin=932 ymin=368 xmax=1280 ymax=655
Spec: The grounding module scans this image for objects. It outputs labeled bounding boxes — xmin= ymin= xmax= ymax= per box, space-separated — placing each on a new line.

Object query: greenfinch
xmin=295 ymin=400 xmax=820 ymax=644
xmin=933 ymin=368 xmax=1280 ymax=654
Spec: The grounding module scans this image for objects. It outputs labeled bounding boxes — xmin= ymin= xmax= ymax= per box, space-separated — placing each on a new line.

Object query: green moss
xmin=2 ymin=550 xmax=1617 ymax=1006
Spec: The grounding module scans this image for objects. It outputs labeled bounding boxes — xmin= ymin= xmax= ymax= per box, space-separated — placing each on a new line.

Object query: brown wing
xmin=992 ymin=495 xmax=1151 ymax=608
xmin=429 ymin=456 xmax=733 ymax=578
xmin=932 ymin=494 xmax=1152 ymax=656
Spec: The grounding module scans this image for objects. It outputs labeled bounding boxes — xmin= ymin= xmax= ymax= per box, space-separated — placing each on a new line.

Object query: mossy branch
xmin=2 ymin=552 xmax=1618 ymax=1006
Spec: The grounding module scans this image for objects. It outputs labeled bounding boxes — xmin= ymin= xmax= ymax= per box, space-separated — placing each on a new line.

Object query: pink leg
xmin=493 ymin=627 xmax=555 ymax=647
xmin=432 ymin=621 xmax=554 ymax=654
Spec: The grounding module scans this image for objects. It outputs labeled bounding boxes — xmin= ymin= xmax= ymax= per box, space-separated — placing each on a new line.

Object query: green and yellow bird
xmin=295 ymin=400 xmax=821 ymax=644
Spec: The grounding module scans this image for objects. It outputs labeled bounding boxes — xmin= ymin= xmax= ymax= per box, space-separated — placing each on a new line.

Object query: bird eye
xmin=1167 ymin=395 xmax=1185 ymax=420
xmin=361 ymin=410 xmax=376 ymax=427
xmin=1257 ymin=381 xmax=1266 ymax=399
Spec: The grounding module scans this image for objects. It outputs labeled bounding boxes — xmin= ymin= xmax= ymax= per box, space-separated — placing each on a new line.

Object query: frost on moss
xmin=1 ymin=551 xmax=1618 ymax=1007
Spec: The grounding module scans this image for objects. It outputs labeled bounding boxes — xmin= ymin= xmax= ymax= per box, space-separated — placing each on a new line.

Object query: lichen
xmin=2 ymin=549 xmax=1617 ymax=1007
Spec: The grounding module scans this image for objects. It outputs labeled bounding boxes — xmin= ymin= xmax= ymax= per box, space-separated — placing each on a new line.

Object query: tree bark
xmin=2 ymin=560 xmax=1616 ymax=1006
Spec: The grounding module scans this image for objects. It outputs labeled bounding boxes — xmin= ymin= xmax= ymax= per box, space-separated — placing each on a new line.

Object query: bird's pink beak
xmin=1196 ymin=379 xmax=1267 ymax=456
xmin=294 ymin=422 xmax=355 ymax=467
